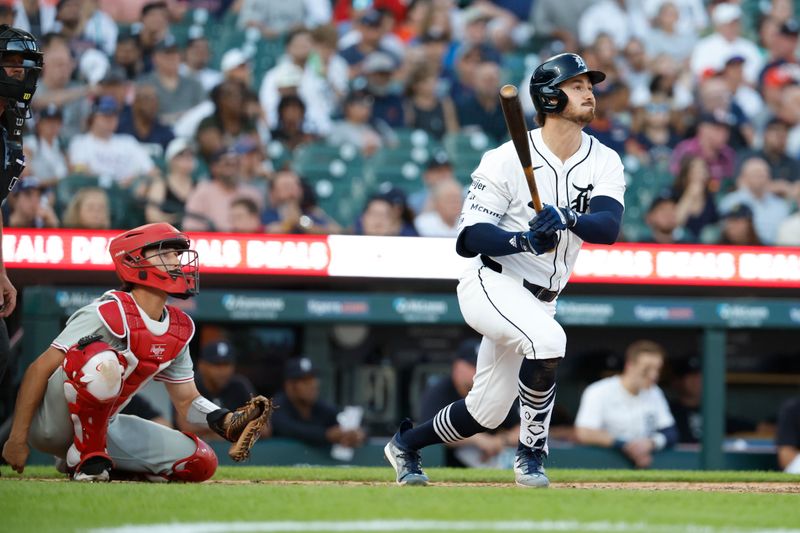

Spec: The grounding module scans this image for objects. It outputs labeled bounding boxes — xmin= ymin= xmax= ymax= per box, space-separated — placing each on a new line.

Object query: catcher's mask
xmin=0 ymin=25 xmax=42 ymax=111
xmin=529 ymin=52 xmax=605 ymax=115
xmin=109 ymin=223 xmax=199 ymax=299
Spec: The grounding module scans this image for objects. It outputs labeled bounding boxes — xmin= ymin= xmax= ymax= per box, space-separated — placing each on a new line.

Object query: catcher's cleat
xmin=384 ymin=419 xmax=429 ymax=486
xmin=514 ymin=446 xmax=550 ymax=488
xmin=72 ymin=455 xmax=112 ymax=482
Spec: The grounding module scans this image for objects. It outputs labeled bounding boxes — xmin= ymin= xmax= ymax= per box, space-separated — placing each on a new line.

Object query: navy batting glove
xmin=517 ymin=230 xmax=557 ymax=255
xmin=532 ymin=205 xmax=578 ymax=234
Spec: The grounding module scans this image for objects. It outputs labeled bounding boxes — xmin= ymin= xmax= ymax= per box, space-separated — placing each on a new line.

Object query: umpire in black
xmin=0 ymin=25 xmax=43 ymax=383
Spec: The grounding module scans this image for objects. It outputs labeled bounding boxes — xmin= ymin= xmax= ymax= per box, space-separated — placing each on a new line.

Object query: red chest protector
xmin=97 ymin=291 xmax=194 ymax=405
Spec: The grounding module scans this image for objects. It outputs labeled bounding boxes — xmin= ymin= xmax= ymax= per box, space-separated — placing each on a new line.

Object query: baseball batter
xmin=2 ymin=223 xmax=265 ymax=481
xmin=386 ymin=53 xmax=626 ymax=487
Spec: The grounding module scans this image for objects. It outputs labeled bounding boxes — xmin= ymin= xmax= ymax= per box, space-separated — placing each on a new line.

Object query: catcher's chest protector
xmin=97 ymin=290 xmax=194 ymax=407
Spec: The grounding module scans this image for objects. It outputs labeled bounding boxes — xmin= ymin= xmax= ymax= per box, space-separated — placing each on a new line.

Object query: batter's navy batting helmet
xmin=529 ymin=53 xmax=606 ymax=115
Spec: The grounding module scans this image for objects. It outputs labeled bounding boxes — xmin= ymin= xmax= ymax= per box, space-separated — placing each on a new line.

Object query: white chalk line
xmin=87 ymin=520 xmax=800 ymax=533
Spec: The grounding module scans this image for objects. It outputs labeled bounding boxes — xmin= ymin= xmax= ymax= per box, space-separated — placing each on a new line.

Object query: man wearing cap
xmin=67 ymin=95 xmax=158 ymax=188
xmin=642 ymin=193 xmax=690 ymax=245
xmin=690 ymin=3 xmax=762 ymax=84
xmin=5 ymin=177 xmax=59 ymax=228
xmin=182 ymin=146 xmax=263 ymax=232
xmin=340 ymin=10 xmax=395 ymax=76
xmin=137 ymin=1 xmax=171 ymax=72
xmin=758 ymin=19 xmax=800 ymax=90
xmin=271 ymin=357 xmax=365 ymax=449
xmin=144 ymin=137 xmax=196 ymax=227
xmin=178 ymin=340 xmax=260 ymax=441
xmin=418 ymin=339 xmax=518 ymax=468
xmin=138 ymin=36 xmax=205 ymax=126
xmin=455 ymin=60 xmax=506 ymax=142
xmin=362 ymin=51 xmax=404 ymax=129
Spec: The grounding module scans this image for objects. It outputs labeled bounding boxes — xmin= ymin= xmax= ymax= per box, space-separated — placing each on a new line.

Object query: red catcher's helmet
xmin=108 ymin=223 xmax=199 ymax=299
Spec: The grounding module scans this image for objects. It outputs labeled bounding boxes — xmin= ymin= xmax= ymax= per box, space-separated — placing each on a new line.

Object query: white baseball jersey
xmin=458 ymin=128 xmax=626 ymax=292
xmin=574 ymin=375 xmax=675 ymax=441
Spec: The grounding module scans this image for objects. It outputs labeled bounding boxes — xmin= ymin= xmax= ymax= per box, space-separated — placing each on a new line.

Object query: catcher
xmin=1 ymin=223 xmax=272 ymax=481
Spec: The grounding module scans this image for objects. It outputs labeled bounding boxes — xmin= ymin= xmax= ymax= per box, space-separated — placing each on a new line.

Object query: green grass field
xmin=2 ymin=466 xmax=799 ymax=533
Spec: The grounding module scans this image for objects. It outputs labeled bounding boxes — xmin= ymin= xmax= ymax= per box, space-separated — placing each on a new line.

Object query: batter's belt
xmin=480 ymin=255 xmax=559 ymax=303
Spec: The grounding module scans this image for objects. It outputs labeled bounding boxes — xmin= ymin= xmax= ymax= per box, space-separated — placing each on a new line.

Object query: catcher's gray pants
xmin=28 ymin=367 xmax=196 ymax=475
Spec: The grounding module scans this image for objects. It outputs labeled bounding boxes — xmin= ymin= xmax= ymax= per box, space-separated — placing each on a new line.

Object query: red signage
xmin=2 ymin=230 xmax=798 ymax=288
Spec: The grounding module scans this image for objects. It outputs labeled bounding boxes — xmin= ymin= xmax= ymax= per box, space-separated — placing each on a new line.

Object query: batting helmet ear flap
xmin=537 ymin=84 xmax=568 ymax=113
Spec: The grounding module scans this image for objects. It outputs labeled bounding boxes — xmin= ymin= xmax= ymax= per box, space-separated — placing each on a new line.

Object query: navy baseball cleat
xmin=384 ymin=419 xmax=429 ymax=486
xmin=514 ymin=447 xmax=550 ymax=488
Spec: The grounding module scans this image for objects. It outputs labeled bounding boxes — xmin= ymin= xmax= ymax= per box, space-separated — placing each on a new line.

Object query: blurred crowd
xmin=5 ymin=0 xmax=800 ymax=246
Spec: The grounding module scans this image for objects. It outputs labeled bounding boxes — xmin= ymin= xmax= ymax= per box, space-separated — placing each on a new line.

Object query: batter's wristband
xmin=612 ymin=438 xmax=627 ymax=450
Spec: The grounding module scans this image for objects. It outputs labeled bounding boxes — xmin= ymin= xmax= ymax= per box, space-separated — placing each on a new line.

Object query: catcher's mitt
xmin=211 ymin=395 xmax=274 ymax=461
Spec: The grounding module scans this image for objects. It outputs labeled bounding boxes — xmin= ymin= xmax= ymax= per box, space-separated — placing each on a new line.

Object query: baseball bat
xmin=499 ymin=84 xmax=543 ymax=213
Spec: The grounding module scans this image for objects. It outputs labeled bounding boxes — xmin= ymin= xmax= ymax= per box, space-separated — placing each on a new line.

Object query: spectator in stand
xmin=96 ymin=65 xmax=132 ymax=110
xmin=719 ymin=55 xmax=764 ymax=127
xmin=261 ymin=168 xmax=340 ymax=234
xmin=327 ymin=89 xmax=382 ymax=157
xmin=414 ymin=179 xmax=464 ymax=238
xmin=356 ymin=194 xmax=402 ymax=236
xmin=180 ymin=35 xmax=222 ymax=93
xmin=53 ymin=0 xmax=116 ymax=58
xmin=408 ymin=150 xmax=455 ymax=215
xmin=642 ymin=192 xmax=691 ymax=244
xmin=230 ymin=197 xmax=264 ymax=233
xmin=403 ymin=63 xmax=458 ymax=140
xmin=309 ymin=24 xmax=348 ymax=114
xmin=235 ymin=137 xmax=272 ymax=196
xmin=629 ymin=100 xmax=680 ymax=168
xmin=68 ymin=96 xmax=158 ymax=189
xmin=218 ymin=47 xmax=253 ymax=90
xmin=0 ymin=4 xmax=13 ymax=26
xmin=340 ymin=9 xmax=394 ymax=78
xmin=23 ymin=104 xmax=68 ymax=188
xmin=443 ymin=6 xmax=501 ymax=73
xmin=178 ymin=340 xmax=264 ymax=441
xmin=690 ymin=3 xmax=762 ymax=84
xmin=61 ymin=187 xmax=111 ymax=229
xmin=145 ymin=137 xmax=196 ymax=227
xmin=13 ymin=0 xmax=58 ymax=37
xmin=4 ymin=178 xmax=59 ymax=229
xmin=528 ymin=0 xmax=595 ymax=53
xmin=750 ymin=118 xmax=800 ymax=197
xmin=418 ymin=338 xmax=519 ymax=468
xmin=271 ymin=357 xmax=365 ymax=450
xmin=362 ymin=51 xmax=404 ymax=130
xmin=182 ymin=146 xmax=263 ymax=232
xmin=112 ymin=28 xmax=144 ymax=81
xmin=669 ymin=110 xmax=737 ymax=190
xmin=196 ymin=79 xmax=259 ymax=162
xmin=137 ymin=1 xmax=171 ymax=72
xmin=575 ymin=340 xmax=677 ymax=469
xmin=697 ymin=74 xmax=753 ymax=152
xmin=139 ymin=35 xmax=206 ymax=126
xmin=446 ymin=43 xmax=484 ymax=106
xmin=718 ymin=156 xmax=791 ymax=245
xmin=271 ymin=94 xmax=317 ymax=152
xmin=776 ymin=396 xmax=800 ymax=474
xmin=776 ymin=84 xmax=800 ymax=158
xmin=237 ymin=0 xmax=331 ymax=38
xmin=672 ymin=156 xmax=719 ymax=241
xmin=758 ymin=19 xmax=799 ymax=90
xmin=260 ymin=28 xmax=332 ymax=135
xmin=578 ymin=0 xmax=647 ymax=50
xmin=456 ymin=60 xmax=506 ymax=142
xmin=116 ymin=82 xmax=175 ymax=158
xmin=32 ymin=33 xmax=92 ymax=140
xmin=642 ymin=1 xmax=697 ymax=63
xmin=717 ymin=203 xmax=761 ymax=246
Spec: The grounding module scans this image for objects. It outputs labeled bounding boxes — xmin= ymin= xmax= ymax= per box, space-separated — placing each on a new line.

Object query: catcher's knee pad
xmin=62 ymin=336 xmax=126 ymax=468
xmin=166 ymin=432 xmax=218 ymax=482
